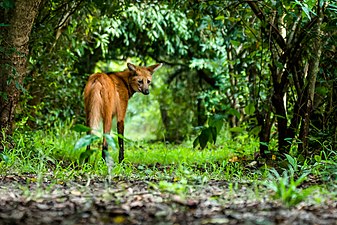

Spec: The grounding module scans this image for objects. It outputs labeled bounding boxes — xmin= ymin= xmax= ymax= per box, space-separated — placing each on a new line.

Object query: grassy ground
xmin=1 ymin=121 xmax=260 ymax=179
xmin=1 ymin=122 xmax=337 ymax=224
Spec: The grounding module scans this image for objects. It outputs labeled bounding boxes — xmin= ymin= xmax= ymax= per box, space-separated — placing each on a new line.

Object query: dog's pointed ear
xmin=127 ymin=63 xmax=137 ymax=72
xmin=147 ymin=63 xmax=163 ymax=73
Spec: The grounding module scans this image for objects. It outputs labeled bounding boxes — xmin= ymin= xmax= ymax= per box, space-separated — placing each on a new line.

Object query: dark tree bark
xmin=0 ymin=0 xmax=42 ymax=142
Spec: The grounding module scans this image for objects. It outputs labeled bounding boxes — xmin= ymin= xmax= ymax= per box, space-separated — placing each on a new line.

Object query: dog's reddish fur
xmin=84 ymin=63 xmax=162 ymax=162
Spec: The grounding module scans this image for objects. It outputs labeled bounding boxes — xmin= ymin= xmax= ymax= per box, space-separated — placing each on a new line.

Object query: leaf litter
xmin=0 ymin=174 xmax=336 ymax=225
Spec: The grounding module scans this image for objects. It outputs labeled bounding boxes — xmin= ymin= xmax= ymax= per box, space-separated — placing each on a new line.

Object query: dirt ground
xmin=0 ymin=174 xmax=337 ymax=225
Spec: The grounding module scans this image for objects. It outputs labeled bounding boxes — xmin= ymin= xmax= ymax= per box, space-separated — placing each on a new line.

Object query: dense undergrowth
xmin=1 ymin=121 xmax=337 ymax=207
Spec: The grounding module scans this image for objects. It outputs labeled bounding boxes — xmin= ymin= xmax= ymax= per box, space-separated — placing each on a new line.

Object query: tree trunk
xmin=247 ymin=1 xmax=327 ymax=157
xmin=270 ymin=66 xmax=289 ymax=155
xmin=298 ymin=3 xmax=324 ymax=155
xmin=257 ymin=108 xmax=273 ymax=157
xmin=0 ymin=0 xmax=42 ymax=140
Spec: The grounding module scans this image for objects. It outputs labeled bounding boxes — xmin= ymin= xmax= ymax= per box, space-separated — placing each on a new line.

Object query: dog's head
xmin=128 ymin=63 xmax=163 ymax=95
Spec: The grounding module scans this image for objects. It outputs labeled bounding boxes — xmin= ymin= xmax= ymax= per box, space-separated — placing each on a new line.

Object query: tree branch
xmin=55 ymin=0 xmax=85 ymax=30
xmin=247 ymin=0 xmax=286 ymax=50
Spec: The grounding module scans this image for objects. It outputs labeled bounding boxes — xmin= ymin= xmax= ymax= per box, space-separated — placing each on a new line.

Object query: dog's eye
xmin=138 ymin=79 xmax=143 ymax=84
xmin=147 ymin=80 xmax=151 ymax=84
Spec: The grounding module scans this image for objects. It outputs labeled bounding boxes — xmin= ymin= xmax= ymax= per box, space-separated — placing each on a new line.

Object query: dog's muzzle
xmin=143 ymin=89 xmax=149 ymax=95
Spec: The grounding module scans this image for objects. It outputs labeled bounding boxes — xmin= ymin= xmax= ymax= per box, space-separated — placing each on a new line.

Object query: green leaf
xmin=199 ymin=128 xmax=211 ymax=149
xmin=302 ymin=7 xmax=311 ymax=20
xmin=209 ymin=114 xmax=224 ymax=133
xmin=229 ymin=127 xmax=244 ymax=133
xmin=215 ymin=15 xmax=225 ymax=20
xmin=210 ymin=126 xmax=217 ymax=144
xmin=71 ymin=124 xmax=91 ymax=133
xmin=103 ymin=134 xmax=117 ymax=150
xmin=244 ymin=103 xmax=255 ymax=115
xmin=314 ymin=155 xmax=321 ymax=162
xmin=227 ymin=108 xmax=241 ymax=119
xmin=3 ymin=0 xmax=15 ymax=9
xmin=260 ymin=142 xmax=269 ymax=147
xmin=0 ymin=153 xmax=9 ymax=163
xmin=249 ymin=126 xmax=261 ymax=136
xmin=193 ymin=136 xmax=200 ymax=148
xmin=15 ymin=81 xmax=27 ymax=94
xmin=230 ymin=40 xmax=241 ymax=47
xmin=114 ymin=133 xmax=132 ymax=142
xmin=285 ymin=154 xmax=297 ymax=171
xmin=79 ymin=149 xmax=96 ymax=163
xmin=316 ymin=86 xmax=328 ymax=95
xmin=328 ymin=3 xmax=337 ymax=12
xmin=74 ymin=134 xmax=99 ymax=150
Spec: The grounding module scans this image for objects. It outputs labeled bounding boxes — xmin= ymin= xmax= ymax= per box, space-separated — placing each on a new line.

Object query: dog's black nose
xmin=144 ymin=89 xmax=149 ymax=95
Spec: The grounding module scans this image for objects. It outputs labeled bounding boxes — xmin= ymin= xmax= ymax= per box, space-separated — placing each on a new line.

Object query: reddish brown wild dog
xmin=84 ymin=62 xmax=162 ymax=163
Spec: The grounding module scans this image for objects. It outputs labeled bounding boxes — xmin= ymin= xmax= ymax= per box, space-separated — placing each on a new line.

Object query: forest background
xmin=0 ymin=1 xmax=337 ymax=223
xmin=2 ymin=0 xmax=337 ymax=157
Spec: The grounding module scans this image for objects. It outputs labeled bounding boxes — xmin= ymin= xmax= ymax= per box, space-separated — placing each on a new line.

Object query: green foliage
xmin=74 ymin=134 xmax=100 ymax=150
xmin=1 ymin=0 xmax=15 ymax=9
xmin=193 ymin=114 xmax=224 ymax=149
xmin=265 ymin=155 xmax=314 ymax=207
xmin=72 ymin=124 xmax=117 ymax=162
xmin=310 ymin=149 xmax=337 ymax=182
xmin=71 ymin=124 xmax=91 ymax=133
xmin=266 ymin=168 xmax=313 ymax=207
xmin=23 ymin=1 xmax=197 ymax=133
xmin=0 ymin=152 xmax=9 ymax=163
xmin=1 ymin=122 xmax=336 ymax=209
xmin=2 ymin=2 xmax=337 ymax=220
xmin=0 ymin=120 xmax=258 ymax=179
xmin=154 ymin=179 xmax=189 ymax=196
xmin=10 ymin=0 xmax=337 ymax=159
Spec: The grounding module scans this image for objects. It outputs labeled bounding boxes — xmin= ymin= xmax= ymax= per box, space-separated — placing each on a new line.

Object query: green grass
xmin=1 ymin=121 xmax=337 ymax=207
xmin=0 ymin=121 xmax=259 ymax=180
